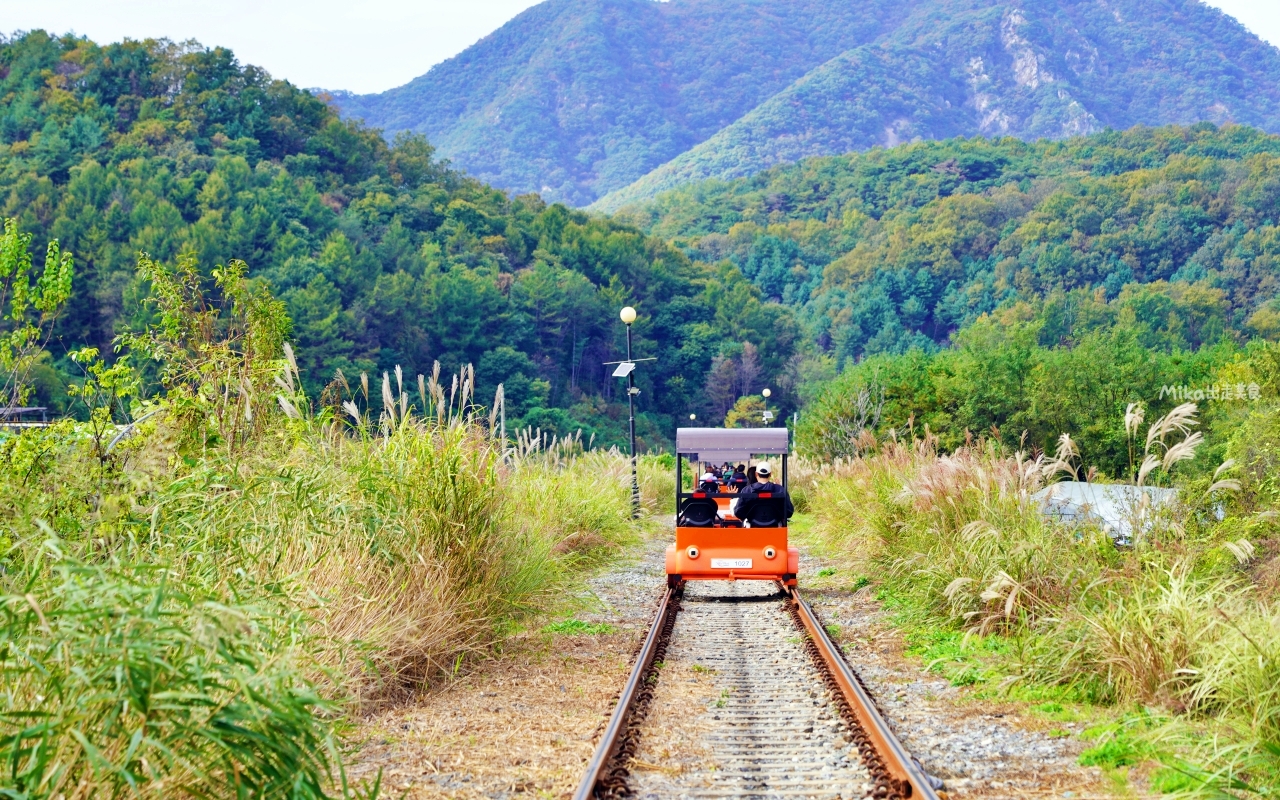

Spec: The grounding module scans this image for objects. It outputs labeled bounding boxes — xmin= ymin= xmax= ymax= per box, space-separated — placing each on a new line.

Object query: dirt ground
xmin=345 ymin=538 xmax=666 ymax=799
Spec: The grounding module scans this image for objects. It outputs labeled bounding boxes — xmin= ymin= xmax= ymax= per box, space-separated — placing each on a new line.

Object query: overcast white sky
xmin=4 ymin=0 xmax=1278 ymax=95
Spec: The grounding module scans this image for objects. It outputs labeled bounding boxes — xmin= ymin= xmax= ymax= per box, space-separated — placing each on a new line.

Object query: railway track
xmin=575 ymin=580 xmax=943 ymax=800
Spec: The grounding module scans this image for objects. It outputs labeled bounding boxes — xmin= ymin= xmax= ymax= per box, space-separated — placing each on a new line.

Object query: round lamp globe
xmin=620 ymin=306 xmax=637 ymax=324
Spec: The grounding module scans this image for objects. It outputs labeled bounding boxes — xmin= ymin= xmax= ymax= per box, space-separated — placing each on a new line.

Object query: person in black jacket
xmin=727 ymin=464 xmax=748 ymax=491
xmin=732 ymin=463 xmax=794 ymax=525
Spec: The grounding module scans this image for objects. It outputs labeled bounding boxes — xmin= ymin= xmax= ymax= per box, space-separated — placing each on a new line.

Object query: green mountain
xmin=6 ymin=30 xmax=1280 ymax=453
xmin=333 ymin=0 xmax=914 ymax=206
xmin=0 ymin=31 xmax=802 ymax=448
xmin=335 ymin=0 xmax=1280 ymax=208
xmin=616 ymin=124 xmax=1280 ymax=363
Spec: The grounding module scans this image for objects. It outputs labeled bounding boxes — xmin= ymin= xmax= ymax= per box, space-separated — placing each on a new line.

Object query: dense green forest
xmin=621 ymin=126 xmax=1280 ymax=355
xmin=0 ymin=31 xmax=800 ymax=449
xmin=335 ymin=0 xmax=1280 ymax=207
xmin=619 ymin=126 xmax=1280 ymax=468
xmin=8 ymin=29 xmax=1280 ymax=467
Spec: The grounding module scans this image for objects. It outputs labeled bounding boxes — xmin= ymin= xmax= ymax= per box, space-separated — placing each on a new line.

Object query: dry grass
xmin=0 ymin=360 xmax=648 ymax=797
xmin=808 ymin=430 xmax=1280 ymax=795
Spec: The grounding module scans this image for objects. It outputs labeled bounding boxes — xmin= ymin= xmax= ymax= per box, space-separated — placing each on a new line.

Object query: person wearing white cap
xmin=732 ymin=462 xmax=794 ymax=525
xmin=698 ymin=472 xmax=720 ymax=494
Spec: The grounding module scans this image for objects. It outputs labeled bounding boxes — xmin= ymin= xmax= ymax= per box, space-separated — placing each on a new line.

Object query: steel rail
xmin=575 ymin=581 xmax=943 ymax=799
xmin=789 ymin=587 xmax=943 ymax=800
xmin=572 ymin=586 xmax=677 ymax=800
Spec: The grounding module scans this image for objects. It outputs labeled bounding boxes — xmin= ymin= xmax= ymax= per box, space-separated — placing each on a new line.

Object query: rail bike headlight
xmin=686 ymin=545 xmax=700 ymax=559
xmin=763 ymin=546 xmax=777 ymax=559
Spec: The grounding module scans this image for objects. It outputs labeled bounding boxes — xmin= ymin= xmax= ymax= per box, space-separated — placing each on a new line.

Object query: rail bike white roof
xmin=676 ymin=428 xmax=789 ymax=462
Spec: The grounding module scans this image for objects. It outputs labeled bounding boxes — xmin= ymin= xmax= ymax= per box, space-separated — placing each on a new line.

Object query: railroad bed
xmin=576 ymin=581 xmax=942 ymax=800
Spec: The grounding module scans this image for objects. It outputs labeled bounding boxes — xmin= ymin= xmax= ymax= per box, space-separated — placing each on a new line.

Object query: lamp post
xmin=607 ymin=307 xmax=655 ymax=518
xmin=761 ymin=388 xmax=775 ymax=424
xmin=620 ymin=306 xmax=640 ymax=518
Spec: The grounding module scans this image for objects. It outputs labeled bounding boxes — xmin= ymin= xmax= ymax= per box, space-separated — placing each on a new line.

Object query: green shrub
xmin=0 ymin=368 xmax=648 ymax=794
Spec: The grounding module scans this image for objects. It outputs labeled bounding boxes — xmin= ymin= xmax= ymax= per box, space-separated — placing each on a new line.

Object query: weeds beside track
xmin=0 ymin=377 xmax=655 ymax=799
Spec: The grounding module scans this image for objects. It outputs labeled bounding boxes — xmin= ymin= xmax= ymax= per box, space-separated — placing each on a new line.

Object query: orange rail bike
xmin=666 ymin=427 xmax=798 ymax=588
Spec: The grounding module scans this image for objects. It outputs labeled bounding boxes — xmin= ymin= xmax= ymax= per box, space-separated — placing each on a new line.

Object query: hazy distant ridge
xmin=335 ymin=0 xmax=1280 ymax=208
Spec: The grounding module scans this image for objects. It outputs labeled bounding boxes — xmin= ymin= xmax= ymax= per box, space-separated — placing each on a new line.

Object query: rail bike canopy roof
xmin=675 ymin=427 xmax=789 ymax=462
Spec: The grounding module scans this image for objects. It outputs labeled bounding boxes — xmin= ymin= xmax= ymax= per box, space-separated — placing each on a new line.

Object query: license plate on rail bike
xmin=711 ymin=558 xmax=752 ymax=569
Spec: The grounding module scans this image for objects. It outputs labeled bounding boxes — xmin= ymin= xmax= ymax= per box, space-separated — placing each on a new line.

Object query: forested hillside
xmin=10 ymin=29 xmax=1280 ymax=462
xmin=622 ymin=125 xmax=1280 ymax=356
xmin=334 ymin=0 xmax=1280 ymax=208
xmin=0 ymin=31 xmax=799 ymax=448
xmin=619 ymin=125 xmax=1280 ymax=464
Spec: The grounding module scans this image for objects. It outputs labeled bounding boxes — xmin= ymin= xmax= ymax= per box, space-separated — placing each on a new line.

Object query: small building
xmin=1032 ymin=481 xmax=1179 ymax=546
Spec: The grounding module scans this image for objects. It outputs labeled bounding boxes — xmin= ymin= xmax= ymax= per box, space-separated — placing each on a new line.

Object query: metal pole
xmin=626 ymin=322 xmax=639 ymax=519
xmin=675 ymin=453 xmax=682 ymax=515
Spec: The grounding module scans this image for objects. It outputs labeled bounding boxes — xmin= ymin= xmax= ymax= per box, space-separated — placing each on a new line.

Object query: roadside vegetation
xmin=0 ymin=232 xmax=650 ymax=797
xmin=801 ymin=340 xmax=1280 ymax=796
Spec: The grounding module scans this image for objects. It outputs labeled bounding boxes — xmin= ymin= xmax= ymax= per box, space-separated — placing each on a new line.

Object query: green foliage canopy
xmin=0 ymin=31 xmax=803 ymax=448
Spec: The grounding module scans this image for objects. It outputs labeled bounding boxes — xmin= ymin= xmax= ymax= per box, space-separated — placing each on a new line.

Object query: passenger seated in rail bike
xmin=726 ymin=464 xmax=748 ymax=491
xmin=698 ymin=471 xmax=721 ymax=494
xmin=679 ymin=469 xmax=736 ymax=528
xmin=731 ymin=462 xmax=794 ymax=527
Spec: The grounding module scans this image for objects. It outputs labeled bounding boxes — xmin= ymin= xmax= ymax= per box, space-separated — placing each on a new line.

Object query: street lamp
xmin=619 ymin=307 xmax=640 ymax=518
xmin=689 ymin=413 xmax=696 ymax=421
xmin=761 ymin=388 xmax=774 ymax=424
xmin=606 ymin=307 xmax=656 ymax=518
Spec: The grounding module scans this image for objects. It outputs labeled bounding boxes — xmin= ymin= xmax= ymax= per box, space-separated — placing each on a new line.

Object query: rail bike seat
xmin=743 ymin=495 xmax=786 ymax=528
xmin=678 ymin=494 xmax=720 ymax=527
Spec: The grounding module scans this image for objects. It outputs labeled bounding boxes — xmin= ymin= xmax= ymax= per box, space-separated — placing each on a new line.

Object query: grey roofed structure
xmin=0 ymin=406 xmax=48 ymax=422
xmin=0 ymin=406 xmax=48 ymax=417
xmin=675 ymin=427 xmax=789 ymax=463
xmin=1032 ymin=481 xmax=1179 ymax=545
